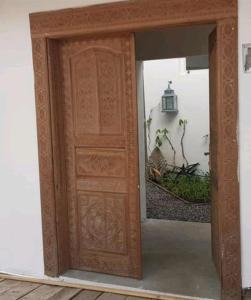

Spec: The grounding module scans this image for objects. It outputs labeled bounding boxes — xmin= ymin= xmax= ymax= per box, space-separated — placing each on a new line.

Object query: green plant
xmin=146 ymin=116 xmax=152 ymax=153
xmin=155 ymin=128 xmax=176 ymax=165
xmin=146 ymin=117 xmax=152 ymax=129
xmin=175 ymin=163 xmax=200 ymax=179
xmin=203 ymin=134 xmax=210 ymax=157
xmin=160 ymin=173 xmax=210 ymax=203
xmin=179 ymin=119 xmax=189 ymax=166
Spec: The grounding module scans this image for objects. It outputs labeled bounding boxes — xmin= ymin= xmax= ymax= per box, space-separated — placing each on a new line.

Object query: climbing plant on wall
xmin=155 ymin=128 xmax=176 ymax=166
xmin=179 ymin=119 xmax=189 ymax=166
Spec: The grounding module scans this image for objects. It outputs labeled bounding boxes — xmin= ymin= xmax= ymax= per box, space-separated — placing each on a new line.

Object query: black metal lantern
xmin=245 ymin=47 xmax=251 ymax=72
xmin=161 ymin=81 xmax=178 ymax=112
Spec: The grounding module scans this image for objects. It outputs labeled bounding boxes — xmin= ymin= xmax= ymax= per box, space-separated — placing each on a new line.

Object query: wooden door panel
xmin=70 ymin=48 xmax=124 ymax=138
xmin=76 ymin=177 xmax=128 ymax=194
xmin=209 ymin=28 xmax=221 ymax=277
xmin=58 ymin=34 xmax=141 ymax=278
xmin=78 ymin=191 xmax=127 ymax=254
xmin=75 ymin=136 xmax=126 ymax=149
xmin=71 ymin=52 xmax=100 ymax=136
xmin=76 ymin=148 xmax=127 ymax=178
xmin=96 ymin=50 xmax=124 ymax=135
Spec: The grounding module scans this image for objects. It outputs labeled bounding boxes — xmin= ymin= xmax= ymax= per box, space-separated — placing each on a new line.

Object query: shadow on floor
xmin=62 ymin=219 xmax=220 ymax=299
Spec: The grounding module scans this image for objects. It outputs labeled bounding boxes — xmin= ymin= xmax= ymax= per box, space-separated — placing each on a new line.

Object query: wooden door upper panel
xmin=70 ymin=48 xmax=124 ymax=137
xmin=61 ymin=37 xmax=126 ymax=148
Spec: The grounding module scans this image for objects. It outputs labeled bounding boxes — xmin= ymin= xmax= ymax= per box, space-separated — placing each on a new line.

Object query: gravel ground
xmin=146 ymin=180 xmax=211 ymax=223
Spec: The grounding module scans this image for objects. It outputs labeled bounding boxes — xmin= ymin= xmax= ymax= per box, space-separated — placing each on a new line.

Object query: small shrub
xmin=160 ymin=173 xmax=210 ymax=203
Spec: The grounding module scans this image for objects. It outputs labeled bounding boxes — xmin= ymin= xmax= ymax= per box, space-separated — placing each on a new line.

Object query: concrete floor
xmin=63 ymin=219 xmax=220 ymax=299
xmin=245 ymin=291 xmax=251 ymax=300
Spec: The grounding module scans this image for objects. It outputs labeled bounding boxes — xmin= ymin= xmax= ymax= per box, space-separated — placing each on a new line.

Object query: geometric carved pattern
xmin=76 ymin=148 xmax=126 ymax=178
xmin=71 ymin=50 xmax=100 ymax=135
xmin=30 ymin=0 xmax=236 ymax=36
xmin=71 ymin=48 xmax=123 ymax=136
xmin=78 ymin=192 xmax=127 ymax=254
xmin=77 ymin=177 xmax=127 ymax=194
xmin=31 ymin=38 xmax=59 ymax=276
xmin=217 ymin=18 xmax=241 ymax=300
xmin=30 ymin=0 xmax=240 ymax=297
xmin=97 ymin=49 xmax=123 ymax=135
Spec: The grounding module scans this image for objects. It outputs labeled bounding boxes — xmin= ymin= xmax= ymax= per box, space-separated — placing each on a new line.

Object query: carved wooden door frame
xmin=30 ymin=0 xmax=241 ymax=299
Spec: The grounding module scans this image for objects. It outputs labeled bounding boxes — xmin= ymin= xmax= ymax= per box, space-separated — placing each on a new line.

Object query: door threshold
xmin=0 ymin=272 xmax=215 ymax=300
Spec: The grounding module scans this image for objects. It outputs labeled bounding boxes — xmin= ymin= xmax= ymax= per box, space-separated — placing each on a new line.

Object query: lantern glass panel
xmin=162 ymin=97 xmax=167 ymax=111
xmin=166 ymin=96 xmax=174 ymax=110
xmin=161 ymin=82 xmax=178 ymax=112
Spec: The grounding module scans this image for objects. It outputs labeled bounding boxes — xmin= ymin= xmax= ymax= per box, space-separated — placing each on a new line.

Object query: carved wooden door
xmin=209 ymin=28 xmax=221 ymax=278
xmin=58 ymin=34 xmax=142 ymax=278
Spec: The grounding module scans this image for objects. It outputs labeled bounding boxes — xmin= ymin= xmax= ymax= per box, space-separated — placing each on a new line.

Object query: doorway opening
xmin=136 ymin=24 xmax=220 ymax=299
xmin=138 ymin=58 xmax=211 ymax=223
xmin=63 ymin=24 xmax=220 ymax=300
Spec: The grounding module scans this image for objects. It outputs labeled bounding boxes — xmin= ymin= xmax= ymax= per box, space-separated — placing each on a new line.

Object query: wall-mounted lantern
xmin=243 ymin=44 xmax=251 ymax=73
xmin=161 ymin=81 xmax=178 ymax=113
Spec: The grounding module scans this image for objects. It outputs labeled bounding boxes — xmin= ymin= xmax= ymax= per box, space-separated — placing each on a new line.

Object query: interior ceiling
xmin=135 ymin=24 xmax=216 ymax=61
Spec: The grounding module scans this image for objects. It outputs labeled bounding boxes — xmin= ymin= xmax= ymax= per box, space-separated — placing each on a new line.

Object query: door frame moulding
xmin=29 ymin=0 xmax=241 ymax=299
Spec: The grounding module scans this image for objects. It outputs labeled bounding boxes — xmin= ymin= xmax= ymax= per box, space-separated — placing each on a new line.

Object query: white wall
xmin=137 ymin=62 xmax=147 ymax=222
xmin=0 ymin=0 xmax=251 ymax=289
xmin=0 ymin=0 xmax=122 ymax=278
xmin=238 ymin=0 xmax=251 ymax=289
xmin=144 ymin=59 xmax=209 ymax=172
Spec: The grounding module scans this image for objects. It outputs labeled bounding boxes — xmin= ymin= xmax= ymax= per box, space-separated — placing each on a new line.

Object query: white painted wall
xmin=0 ymin=0 xmax=122 ymax=279
xmin=238 ymin=0 xmax=251 ymax=289
xmin=0 ymin=0 xmax=251 ymax=289
xmin=144 ymin=59 xmax=209 ymax=172
xmin=137 ymin=62 xmax=147 ymax=222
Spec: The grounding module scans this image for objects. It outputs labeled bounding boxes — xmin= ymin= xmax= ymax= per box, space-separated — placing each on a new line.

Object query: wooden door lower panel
xmin=76 ymin=191 xmax=131 ymax=275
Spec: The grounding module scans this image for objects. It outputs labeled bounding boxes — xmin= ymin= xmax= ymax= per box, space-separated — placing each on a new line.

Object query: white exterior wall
xmin=0 ymin=0 xmax=122 ymax=279
xmin=239 ymin=0 xmax=251 ymax=288
xmin=0 ymin=0 xmax=251 ymax=288
xmin=144 ymin=59 xmax=209 ymax=172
